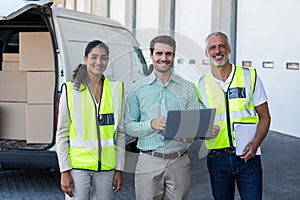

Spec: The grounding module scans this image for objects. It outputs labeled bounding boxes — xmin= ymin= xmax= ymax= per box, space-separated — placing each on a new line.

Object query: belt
xmin=211 ymin=147 xmax=235 ymax=153
xmin=141 ymin=149 xmax=187 ymax=159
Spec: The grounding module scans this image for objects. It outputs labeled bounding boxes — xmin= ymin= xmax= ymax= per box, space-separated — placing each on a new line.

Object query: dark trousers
xmin=207 ymin=150 xmax=262 ymax=200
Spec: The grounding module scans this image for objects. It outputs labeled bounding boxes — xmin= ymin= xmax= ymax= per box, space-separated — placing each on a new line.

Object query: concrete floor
xmin=0 ymin=131 xmax=299 ymax=199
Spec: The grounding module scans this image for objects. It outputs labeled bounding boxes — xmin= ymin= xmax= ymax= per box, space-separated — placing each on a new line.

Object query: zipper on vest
xmin=96 ymin=78 xmax=105 ymax=171
xmin=224 ymin=91 xmax=234 ymax=149
xmin=95 ymin=102 xmax=102 ymax=171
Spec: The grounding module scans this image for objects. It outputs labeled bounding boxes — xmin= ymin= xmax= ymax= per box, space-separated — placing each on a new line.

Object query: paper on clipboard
xmin=233 ymin=123 xmax=261 ymax=156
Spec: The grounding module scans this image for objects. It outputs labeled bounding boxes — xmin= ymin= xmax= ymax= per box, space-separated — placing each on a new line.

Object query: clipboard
xmin=233 ymin=122 xmax=261 ymax=156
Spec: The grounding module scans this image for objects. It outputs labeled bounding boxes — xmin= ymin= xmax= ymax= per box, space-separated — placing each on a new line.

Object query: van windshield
xmin=134 ymin=47 xmax=148 ymax=75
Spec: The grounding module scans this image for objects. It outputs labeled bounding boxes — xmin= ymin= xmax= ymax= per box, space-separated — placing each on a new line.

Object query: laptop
xmin=163 ymin=108 xmax=216 ymax=140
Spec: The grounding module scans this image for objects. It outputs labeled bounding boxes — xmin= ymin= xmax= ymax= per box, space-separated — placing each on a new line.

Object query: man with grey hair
xmin=194 ymin=31 xmax=271 ymax=200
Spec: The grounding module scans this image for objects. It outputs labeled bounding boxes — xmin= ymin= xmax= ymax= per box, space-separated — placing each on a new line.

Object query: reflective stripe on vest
xmin=66 ymin=77 xmax=123 ymax=171
xmin=194 ymin=66 xmax=258 ymax=149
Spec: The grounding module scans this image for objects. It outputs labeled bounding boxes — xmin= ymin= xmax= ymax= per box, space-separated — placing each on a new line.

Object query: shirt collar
xmin=147 ymin=71 xmax=180 ymax=85
xmin=210 ymin=63 xmax=235 ymax=84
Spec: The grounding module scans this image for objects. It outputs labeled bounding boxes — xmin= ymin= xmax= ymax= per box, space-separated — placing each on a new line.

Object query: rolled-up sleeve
xmin=125 ymin=88 xmax=153 ymax=138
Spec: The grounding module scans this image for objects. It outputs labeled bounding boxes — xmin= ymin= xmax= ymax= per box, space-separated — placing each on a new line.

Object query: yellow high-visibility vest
xmin=194 ymin=66 xmax=258 ymax=149
xmin=65 ymin=77 xmax=123 ymax=171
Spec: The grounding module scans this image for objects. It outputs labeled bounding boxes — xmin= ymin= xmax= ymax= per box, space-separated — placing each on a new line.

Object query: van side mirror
xmin=148 ymin=64 xmax=154 ymax=75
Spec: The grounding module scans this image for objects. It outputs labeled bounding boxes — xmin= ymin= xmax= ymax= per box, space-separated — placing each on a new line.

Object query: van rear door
xmin=0 ymin=0 xmax=58 ymax=169
xmin=0 ymin=0 xmax=52 ymax=20
xmin=0 ymin=0 xmax=57 ymax=147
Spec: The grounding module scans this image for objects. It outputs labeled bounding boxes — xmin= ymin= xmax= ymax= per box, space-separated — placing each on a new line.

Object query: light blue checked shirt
xmin=125 ymin=72 xmax=200 ymax=153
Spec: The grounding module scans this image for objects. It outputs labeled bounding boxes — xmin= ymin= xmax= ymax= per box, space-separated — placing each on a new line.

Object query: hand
xmin=60 ymin=170 xmax=74 ymax=197
xmin=112 ymin=170 xmax=123 ymax=193
xmin=175 ymin=138 xmax=194 ymax=143
xmin=211 ymin=125 xmax=220 ymax=137
xmin=205 ymin=125 xmax=220 ymax=140
xmin=240 ymin=141 xmax=259 ymax=161
xmin=151 ymin=117 xmax=167 ymax=131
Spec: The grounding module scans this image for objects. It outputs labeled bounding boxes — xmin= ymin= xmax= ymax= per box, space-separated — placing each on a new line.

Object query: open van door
xmin=0 ymin=0 xmax=52 ymax=20
xmin=0 ymin=0 xmax=59 ymax=169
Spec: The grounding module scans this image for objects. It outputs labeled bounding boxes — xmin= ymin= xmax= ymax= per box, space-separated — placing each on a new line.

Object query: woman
xmin=56 ymin=40 xmax=125 ymax=200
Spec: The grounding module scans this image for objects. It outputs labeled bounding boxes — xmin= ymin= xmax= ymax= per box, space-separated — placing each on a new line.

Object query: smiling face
xmin=150 ymin=42 xmax=175 ymax=74
xmin=84 ymin=46 xmax=108 ymax=78
xmin=205 ymin=34 xmax=231 ymax=67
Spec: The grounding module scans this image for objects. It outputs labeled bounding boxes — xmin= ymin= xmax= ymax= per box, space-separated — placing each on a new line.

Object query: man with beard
xmin=125 ymin=35 xmax=219 ymax=200
xmin=194 ymin=32 xmax=271 ymax=200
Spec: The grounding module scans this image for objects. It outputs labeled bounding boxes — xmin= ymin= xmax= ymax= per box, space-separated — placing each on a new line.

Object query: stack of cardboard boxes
xmin=0 ymin=32 xmax=55 ymax=144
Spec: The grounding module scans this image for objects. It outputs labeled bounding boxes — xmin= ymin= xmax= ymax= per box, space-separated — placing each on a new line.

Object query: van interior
xmin=0 ymin=10 xmax=56 ymax=151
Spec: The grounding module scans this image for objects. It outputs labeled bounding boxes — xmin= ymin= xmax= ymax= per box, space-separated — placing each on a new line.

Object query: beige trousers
xmin=135 ymin=152 xmax=191 ymax=200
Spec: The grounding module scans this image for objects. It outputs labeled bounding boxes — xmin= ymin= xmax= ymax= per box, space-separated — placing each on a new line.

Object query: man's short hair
xmin=205 ymin=31 xmax=230 ymax=49
xmin=150 ymin=35 xmax=176 ymax=55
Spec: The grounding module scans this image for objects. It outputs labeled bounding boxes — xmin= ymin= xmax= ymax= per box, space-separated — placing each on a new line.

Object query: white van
xmin=0 ymin=0 xmax=148 ymax=169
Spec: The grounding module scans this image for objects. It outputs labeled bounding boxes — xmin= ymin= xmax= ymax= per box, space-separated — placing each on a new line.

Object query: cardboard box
xmin=19 ymin=32 xmax=55 ymax=71
xmin=3 ymin=53 xmax=19 ymax=62
xmin=26 ymin=104 xmax=53 ymax=144
xmin=0 ymin=71 xmax=27 ymax=102
xmin=2 ymin=61 xmax=19 ymax=71
xmin=27 ymin=72 xmax=55 ymax=104
xmin=0 ymin=102 xmax=27 ymax=140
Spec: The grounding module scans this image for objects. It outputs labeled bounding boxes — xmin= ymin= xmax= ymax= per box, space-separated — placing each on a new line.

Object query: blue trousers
xmin=207 ymin=150 xmax=262 ymax=200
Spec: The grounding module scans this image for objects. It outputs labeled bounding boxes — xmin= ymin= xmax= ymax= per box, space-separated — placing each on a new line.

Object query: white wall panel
xmin=174 ymin=0 xmax=212 ymax=78
xmin=175 ymin=0 xmax=212 ymax=49
xmin=136 ymin=0 xmax=159 ymax=29
xmin=236 ymin=0 xmax=300 ymax=138
xmin=76 ymin=0 xmax=91 ymax=13
xmin=135 ymin=0 xmax=160 ymax=65
xmin=110 ymin=0 xmax=125 ymax=25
